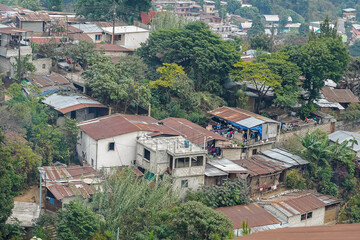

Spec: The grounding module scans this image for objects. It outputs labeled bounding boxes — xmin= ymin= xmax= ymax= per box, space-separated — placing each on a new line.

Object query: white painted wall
xmin=123 ymin=31 xmax=149 ymax=48
xmin=77 ymin=131 xmax=97 ymax=168
xmin=288 ymin=207 xmax=325 ymax=227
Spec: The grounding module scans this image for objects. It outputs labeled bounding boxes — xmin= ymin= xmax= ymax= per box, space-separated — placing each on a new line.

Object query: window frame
xmin=144 ymin=148 xmax=151 ymax=161
xmin=108 ymin=142 xmax=115 ymax=151
xmin=307 ymin=212 xmax=313 ymax=219
xmin=301 ymin=213 xmax=306 ymax=221
xmin=181 ymin=179 xmax=188 ymax=188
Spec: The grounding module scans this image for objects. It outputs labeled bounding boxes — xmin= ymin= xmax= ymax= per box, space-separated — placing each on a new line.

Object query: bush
xmin=285 ymin=169 xmax=306 ymax=189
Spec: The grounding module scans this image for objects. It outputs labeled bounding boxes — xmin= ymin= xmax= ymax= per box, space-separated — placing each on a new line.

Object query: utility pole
xmin=112 ymin=0 xmax=116 ymax=44
xmin=17 ymin=33 xmax=21 ymax=82
xmin=38 ymin=167 xmax=45 ymax=217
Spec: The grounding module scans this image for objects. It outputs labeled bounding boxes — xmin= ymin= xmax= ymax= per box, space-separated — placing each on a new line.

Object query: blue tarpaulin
xmin=228 ymin=121 xmax=263 ymax=137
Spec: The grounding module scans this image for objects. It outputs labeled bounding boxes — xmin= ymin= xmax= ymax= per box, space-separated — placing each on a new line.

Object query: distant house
xmin=314 ymin=87 xmax=359 ymax=114
xmin=16 ymin=12 xmax=50 ymax=33
xmin=215 ymin=203 xmax=283 ymax=235
xmin=95 ymin=44 xmax=134 ymax=58
xmin=40 ymin=165 xmax=99 ymax=212
xmin=71 ymin=24 xmax=104 ymax=43
xmin=42 ymin=93 xmax=108 ymax=125
xmin=206 ymin=158 xmax=248 ymax=185
xmin=26 ymin=73 xmax=74 ymax=95
xmin=203 ymin=1 xmax=216 ymax=14
xmin=102 ymin=26 xmax=150 ymax=49
xmin=136 ymin=136 xmax=206 ymax=194
xmin=208 ymin=107 xmax=280 ymax=160
xmin=352 ymin=24 xmax=360 ymax=40
xmin=77 ymin=114 xmax=180 ymax=170
xmin=328 ymin=131 xmax=360 ymax=158
xmin=343 ymin=8 xmax=356 ymax=22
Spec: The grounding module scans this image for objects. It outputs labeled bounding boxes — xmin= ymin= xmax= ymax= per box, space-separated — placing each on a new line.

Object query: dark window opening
xmin=169 ymin=154 xmax=173 ymax=169
xmin=108 ymin=142 xmax=115 ymax=151
xmin=252 ymin=149 xmax=257 ymax=155
xmin=307 ymin=212 xmax=312 ymax=219
xmin=144 ymin=149 xmax=151 ymax=161
xmin=89 ymin=107 xmax=96 ymax=113
xmin=42 ymin=64 xmax=46 ymax=69
xmin=70 ymin=111 xmax=76 ymax=119
xmin=191 ymin=156 xmax=204 ymax=166
xmin=181 ymin=179 xmax=188 ymax=188
xmin=175 ymin=157 xmax=190 ymax=168
xmin=91 ymin=158 xmax=94 ymax=166
xmin=301 ymin=214 xmax=306 ymax=221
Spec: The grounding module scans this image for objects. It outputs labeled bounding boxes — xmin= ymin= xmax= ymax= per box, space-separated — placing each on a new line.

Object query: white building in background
xmin=102 ymin=26 xmax=150 ymax=49
xmin=136 ymin=136 xmax=206 ymax=194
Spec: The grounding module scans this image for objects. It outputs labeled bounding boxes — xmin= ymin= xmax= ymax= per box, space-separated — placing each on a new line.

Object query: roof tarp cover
xmin=229 ymin=121 xmax=263 ymax=138
xmin=236 ymin=117 xmax=264 ymax=128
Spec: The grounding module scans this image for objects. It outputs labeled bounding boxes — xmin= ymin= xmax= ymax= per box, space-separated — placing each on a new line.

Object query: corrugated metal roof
xmin=314 ymin=98 xmax=345 ymax=110
xmin=71 ymin=24 xmax=103 ymax=33
xmin=263 ymin=15 xmax=279 ymax=22
xmin=162 ymin=117 xmax=227 ymax=145
xmin=232 ymin=155 xmax=286 ymax=177
xmin=0 ymin=27 xmax=32 ymax=34
xmin=79 ymin=114 xmax=180 ymax=140
xmin=205 ymin=166 xmax=228 ymax=177
xmin=215 ymin=203 xmax=282 ymax=229
xmin=28 ymin=73 xmax=70 ymax=88
xmin=237 ymin=117 xmax=265 ymax=128
xmin=16 ymin=12 xmax=51 ymax=22
xmin=207 ymin=159 xmax=248 ymax=173
xmin=328 ymin=131 xmax=360 ymax=152
xmin=208 ymin=106 xmax=278 ymax=125
xmin=321 ymin=87 xmax=359 ymax=104
xmin=42 ymin=93 xmax=106 ymax=114
xmin=47 ymin=181 xmax=96 ymax=200
xmin=261 ymin=148 xmax=309 ymax=166
xmin=95 ymin=44 xmax=133 ymax=52
xmin=42 ymin=165 xmax=97 ymax=181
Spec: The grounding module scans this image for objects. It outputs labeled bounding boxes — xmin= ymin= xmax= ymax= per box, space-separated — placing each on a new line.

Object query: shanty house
xmin=95 ymin=44 xmax=134 ymax=58
xmin=102 ymin=26 xmax=150 ymax=49
xmin=77 ymin=114 xmax=180 ymax=170
xmin=343 ymin=8 xmax=356 ymax=22
xmin=40 ymin=165 xmax=99 ymax=212
xmin=136 ymin=136 xmax=206 ymax=194
xmin=42 ymin=93 xmax=108 ymax=125
xmin=206 ymin=158 xmax=248 ymax=185
xmin=16 ymin=12 xmax=50 ymax=33
xmin=261 ymin=192 xmax=327 ymax=227
xmin=215 ymin=203 xmax=283 ymax=235
xmin=26 ymin=73 xmax=74 ymax=96
xmin=208 ymin=107 xmax=280 ymax=160
xmin=328 ymin=131 xmax=360 ymax=158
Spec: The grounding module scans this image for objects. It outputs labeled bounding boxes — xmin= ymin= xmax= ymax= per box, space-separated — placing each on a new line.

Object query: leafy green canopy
xmin=137 ymin=21 xmax=241 ymax=96
xmin=75 ymin=0 xmax=151 ymax=22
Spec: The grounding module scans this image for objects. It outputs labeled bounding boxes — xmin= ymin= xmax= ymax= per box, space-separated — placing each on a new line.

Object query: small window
xmin=42 ymin=64 xmax=46 ymax=69
xmin=252 ymin=149 xmax=257 ymax=155
xmin=71 ymin=111 xmax=76 ymax=119
xmin=108 ymin=142 xmax=115 ymax=151
xmin=95 ymin=34 xmax=101 ymax=40
xmin=144 ymin=149 xmax=151 ymax=161
xmin=175 ymin=157 xmax=190 ymax=168
xmin=181 ymin=179 xmax=188 ymax=188
xmin=301 ymin=214 xmax=306 ymax=221
xmin=307 ymin=212 xmax=312 ymax=219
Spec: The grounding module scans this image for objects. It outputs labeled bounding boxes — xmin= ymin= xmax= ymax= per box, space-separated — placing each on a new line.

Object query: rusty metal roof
xmin=232 ymin=155 xmax=286 ymax=177
xmin=16 ymin=12 xmax=51 ymax=22
xmin=28 ymin=73 xmax=70 ymax=88
xmin=0 ymin=27 xmax=32 ymax=34
xmin=79 ymin=114 xmax=180 ymax=140
xmin=47 ymin=181 xmax=96 ymax=200
xmin=263 ymin=193 xmax=327 ymax=217
xmin=162 ymin=117 xmax=227 ymax=145
xmin=215 ymin=203 xmax=282 ymax=229
xmin=95 ymin=44 xmax=133 ymax=52
xmin=42 ymin=165 xmax=97 ymax=181
xmin=238 ymin=223 xmax=360 ymax=240
xmin=208 ymin=106 xmax=278 ymax=124
xmin=69 ymin=33 xmax=93 ymax=42
xmin=321 ymin=87 xmax=360 ymax=103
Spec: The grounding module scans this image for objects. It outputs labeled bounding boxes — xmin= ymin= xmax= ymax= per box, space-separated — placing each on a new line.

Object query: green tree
xmin=64 ymin=41 xmax=96 ymax=70
xmin=230 ymin=61 xmax=283 ymax=113
xmin=249 ymin=33 xmax=273 ymax=52
xmin=285 ymin=169 xmax=306 ymax=189
xmin=258 ymin=52 xmax=302 ymax=108
xmin=12 ymin=54 xmax=35 ymax=82
xmin=137 ymin=21 xmax=241 ymax=96
xmin=150 ymin=11 xmax=191 ymax=32
xmin=48 ymin=0 xmax=63 ymax=11
xmin=75 ymin=0 xmax=151 ymax=23
xmin=21 ymin=0 xmax=43 ymax=10
xmin=0 ymin=132 xmax=14 ymax=238
xmin=247 ymin=16 xmax=265 ymax=37
xmin=349 ymin=40 xmax=360 ymax=57
xmin=57 ymin=202 xmax=100 ymax=240
xmin=85 ymin=55 xmax=151 ymax=113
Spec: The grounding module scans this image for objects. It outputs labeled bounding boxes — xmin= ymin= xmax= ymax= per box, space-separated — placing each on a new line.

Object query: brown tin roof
xmin=321 ymin=87 xmax=360 ymax=103
xmin=215 ymin=203 xmax=281 ymax=229
xmin=43 ymin=165 xmax=98 ymax=181
xmin=162 ymin=117 xmax=227 ymax=145
xmin=95 ymin=44 xmax=133 ymax=52
xmin=232 ymin=156 xmax=286 ymax=177
xmin=47 ymin=181 xmax=96 ymax=200
xmin=16 ymin=12 xmax=51 ymax=22
xmin=79 ymin=114 xmax=180 ymax=140
xmin=28 ymin=73 xmax=70 ymax=88
xmin=0 ymin=27 xmax=32 ymax=34
xmin=238 ymin=223 xmax=360 ymax=240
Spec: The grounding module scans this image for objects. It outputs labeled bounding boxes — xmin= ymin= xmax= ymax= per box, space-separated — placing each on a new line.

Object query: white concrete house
xmin=71 ymin=24 xmax=104 ymax=43
xmin=102 ymin=26 xmax=150 ymax=49
xmin=136 ymin=136 xmax=206 ymax=194
xmin=77 ymin=114 xmax=180 ymax=170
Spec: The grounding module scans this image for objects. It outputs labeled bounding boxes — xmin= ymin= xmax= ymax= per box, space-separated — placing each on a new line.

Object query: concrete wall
xmin=335 ymin=119 xmax=360 ymax=132
xmin=277 ymin=123 xmax=331 ymax=145
xmin=77 ymin=131 xmax=97 ymax=168
xmin=21 ymin=21 xmax=44 ymax=32
xmin=0 ymin=55 xmax=13 ymax=76
xmin=222 ymin=142 xmax=274 ymax=160
xmin=288 ymin=207 xmax=325 ymax=227
xmin=124 ymin=32 xmax=149 ymax=49
xmin=32 ymin=58 xmax=51 ymax=75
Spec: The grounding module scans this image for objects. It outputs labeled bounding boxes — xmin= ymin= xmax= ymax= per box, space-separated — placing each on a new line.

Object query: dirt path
xmin=14 ymin=185 xmax=40 ymax=204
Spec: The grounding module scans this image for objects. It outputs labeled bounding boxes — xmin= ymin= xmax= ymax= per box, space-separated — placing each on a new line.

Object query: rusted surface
xmin=162 ymin=117 xmax=227 ymax=145
xmin=58 ymin=103 xmax=107 ymax=114
xmin=208 ymin=106 xmax=276 ymax=123
xmin=95 ymin=44 xmax=133 ymax=52
xmin=28 ymin=73 xmax=70 ymax=88
xmin=43 ymin=165 xmax=97 ymax=181
xmin=0 ymin=27 xmax=32 ymax=34
xmin=79 ymin=114 xmax=180 ymax=140
xmin=47 ymin=181 xmax=96 ymax=200
xmin=16 ymin=12 xmax=51 ymax=22
xmin=322 ymin=86 xmax=360 ymax=103
xmin=232 ymin=156 xmax=286 ymax=176
xmin=69 ymin=33 xmax=93 ymax=42
xmin=238 ymin=223 xmax=360 ymax=240
xmin=215 ymin=203 xmax=281 ymax=229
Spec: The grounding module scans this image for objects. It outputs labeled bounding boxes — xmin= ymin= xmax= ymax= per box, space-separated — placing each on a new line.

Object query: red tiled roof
xmin=232 ymin=156 xmax=286 ymax=176
xmin=215 ymin=203 xmax=281 ymax=229
xmin=208 ymin=106 xmax=275 ymax=123
xmin=95 ymin=44 xmax=133 ymax=52
xmin=140 ymin=10 xmax=159 ymax=25
xmin=79 ymin=114 xmax=180 ymax=140
xmin=47 ymin=181 xmax=96 ymax=200
xmin=69 ymin=33 xmax=93 ymax=42
xmin=238 ymin=223 xmax=360 ymax=240
xmin=162 ymin=117 xmax=227 ymax=145
xmin=43 ymin=165 xmax=97 ymax=181
xmin=321 ymin=87 xmax=359 ymax=103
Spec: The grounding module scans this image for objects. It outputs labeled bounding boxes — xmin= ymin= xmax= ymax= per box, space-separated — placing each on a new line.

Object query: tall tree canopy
xmin=137 ymin=21 xmax=241 ymax=95
xmin=75 ymin=0 xmax=151 ymax=22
